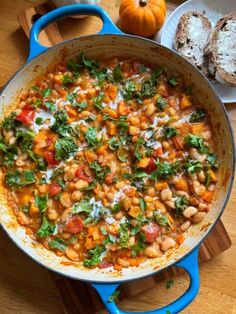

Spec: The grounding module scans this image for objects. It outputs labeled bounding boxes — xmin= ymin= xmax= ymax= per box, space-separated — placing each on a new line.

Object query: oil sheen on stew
xmin=0 ymin=54 xmax=218 ymax=270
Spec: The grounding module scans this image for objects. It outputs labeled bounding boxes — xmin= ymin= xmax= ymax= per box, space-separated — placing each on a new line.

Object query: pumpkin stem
xmin=139 ymin=0 xmax=147 ymax=7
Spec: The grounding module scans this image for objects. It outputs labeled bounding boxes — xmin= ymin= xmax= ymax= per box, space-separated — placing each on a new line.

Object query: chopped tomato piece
xmin=143 ymin=222 xmax=160 ymax=243
xmin=98 ymin=260 xmax=113 ymax=269
xmin=75 ymin=166 xmax=92 ymax=182
xmin=16 ymin=106 xmax=35 ymax=126
xmin=44 ymin=150 xmax=60 ymax=166
xmin=64 ymin=215 xmax=83 ymax=234
xmin=145 ymin=158 xmax=157 ymax=174
xmin=153 ymin=147 xmax=163 ymax=158
xmin=48 ymin=182 xmax=61 ymax=197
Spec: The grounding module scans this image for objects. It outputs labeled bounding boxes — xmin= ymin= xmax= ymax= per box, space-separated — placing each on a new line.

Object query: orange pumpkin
xmin=119 ymin=0 xmax=166 ymax=37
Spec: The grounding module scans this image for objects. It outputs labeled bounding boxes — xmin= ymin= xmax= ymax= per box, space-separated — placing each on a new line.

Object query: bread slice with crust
xmin=205 ymin=12 xmax=236 ymax=86
xmin=175 ymin=11 xmax=211 ymax=76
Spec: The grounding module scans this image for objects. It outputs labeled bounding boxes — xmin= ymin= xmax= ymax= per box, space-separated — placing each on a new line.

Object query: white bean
xmin=65 ymin=247 xmax=79 ymax=261
xmin=161 ymin=238 xmax=176 ymax=252
xmin=145 ymin=246 xmax=159 ymax=258
xmin=165 ymin=201 xmax=175 ymax=209
xmin=160 ymin=189 xmax=172 ymax=202
xmin=190 ymin=148 xmax=207 ymax=162
xmin=180 ymin=221 xmax=191 ymax=232
xmin=183 ymin=206 xmax=198 ymax=218
xmin=175 ymin=191 xmax=190 ymax=200
xmin=202 ymin=130 xmax=212 ymax=140
xmin=191 ymin=212 xmax=205 ymax=224
xmin=117 ymin=258 xmax=130 ymax=267
xmin=197 ymin=170 xmax=206 ymax=183
xmin=74 ymin=179 xmax=89 ymax=190
xmin=198 ymin=202 xmax=208 ymax=212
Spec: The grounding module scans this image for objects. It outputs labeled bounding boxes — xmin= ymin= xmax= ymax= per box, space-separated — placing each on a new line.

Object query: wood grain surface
xmin=0 ymin=0 xmax=236 ymax=313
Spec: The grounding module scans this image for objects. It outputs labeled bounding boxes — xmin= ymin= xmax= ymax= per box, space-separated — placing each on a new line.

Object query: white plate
xmin=160 ymin=0 xmax=236 ymax=103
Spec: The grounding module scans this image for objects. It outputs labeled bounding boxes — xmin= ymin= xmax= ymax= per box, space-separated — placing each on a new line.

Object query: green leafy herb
xmin=93 ymin=93 xmax=105 ymax=110
xmin=16 ymin=130 xmax=35 ymax=152
xmin=190 ymin=109 xmax=205 ymax=122
xmin=117 ymin=115 xmax=128 ymax=129
xmin=85 ymin=127 xmax=99 ymax=146
xmin=35 ymin=117 xmax=43 ymax=125
xmin=35 ymin=195 xmax=48 ymax=213
xmin=123 ymin=81 xmax=137 ymax=101
xmin=166 ymin=279 xmax=174 ymax=289
xmin=83 ymin=245 xmax=105 ymax=267
xmin=205 ymin=170 xmax=211 ymax=187
xmin=72 ymin=199 xmax=91 ymax=214
xmin=118 ymin=223 xmax=129 ymax=248
xmin=100 ymin=226 xmax=107 ymax=235
xmin=113 ymin=64 xmax=123 ymax=82
xmin=124 ymin=171 xmax=148 ymax=180
xmin=33 ymin=99 xmax=42 ymax=108
xmin=168 ymin=77 xmax=178 ymax=86
xmin=42 ymin=88 xmax=51 ymax=98
xmin=49 ymin=237 xmax=67 ymax=251
xmin=174 ymin=196 xmax=188 ymax=216
xmin=131 ymin=233 xmax=147 ymax=257
xmin=139 ymin=64 xmax=147 ymax=73
xmin=139 ymin=198 xmax=146 ymax=212
xmin=79 ymin=52 xmax=99 ymax=76
xmin=55 ymin=137 xmax=78 ymax=160
xmin=37 ymin=216 xmax=56 ymax=238
xmin=108 ymin=290 xmax=120 ymax=303
xmin=164 ymin=125 xmax=178 ymax=139
xmin=51 ymin=109 xmax=71 ymax=137
xmin=207 ymin=154 xmax=217 ymax=168
xmin=1 ymin=112 xmax=17 ymax=130
xmin=108 ymin=137 xmax=120 ymax=151
xmin=134 ymin=138 xmax=145 ymax=160
xmin=155 ymin=213 xmax=170 ymax=227
xmin=45 ymin=100 xmax=56 ymax=112
xmin=184 ymin=134 xmax=209 ymax=154
xmin=0 ymin=140 xmax=17 ymax=167
xmin=62 ymin=74 xmax=74 ymax=85
xmin=156 ymin=96 xmax=167 ymax=111
xmin=150 ymin=161 xmax=179 ymax=180
xmin=112 ymin=203 xmax=122 ymax=213
xmin=89 ymin=161 xmax=109 ymax=182
xmin=5 ymin=170 xmax=35 ymax=188
xmin=184 ymin=159 xmax=202 ymax=174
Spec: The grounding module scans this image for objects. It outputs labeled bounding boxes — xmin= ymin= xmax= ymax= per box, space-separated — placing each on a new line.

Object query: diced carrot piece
xmin=105 ymin=84 xmax=118 ymax=100
xmin=128 ymin=207 xmax=141 ymax=218
xmin=118 ymin=101 xmax=130 ymax=116
xmin=201 ymin=191 xmax=214 ymax=202
xmin=125 ymin=187 xmax=136 ymax=197
xmin=154 ymin=199 xmax=165 ymax=209
xmin=53 ymin=74 xmax=63 ymax=85
xmin=65 ymin=105 xmax=77 ymax=118
xmin=191 ymin=123 xmax=205 ymax=135
xmin=180 ymin=94 xmax=192 ymax=109
xmin=138 ymin=157 xmax=150 ymax=168
xmin=172 ymin=136 xmax=184 ymax=150
xmin=85 ymin=237 xmax=95 ymax=250
xmin=58 ymin=89 xmax=67 ymax=98
xmin=176 ymin=234 xmax=185 ymax=245
xmin=155 ymin=181 xmax=168 ymax=190
xmin=84 ymin=150 xmax=96 ymax=163
xmin=126 ymin=258 xmax=141 ymax=267
xmin=29 ymin=204 xmax=39 ymax=216
xmin=209 ymin=170 xmax=218 ymax=182
xmin=157 ymin=82 xmax=169 ymax=97
xmin=96 ymin=144 xmax=108 ymax=155
xmin=106 ymin=122 xmax=117 ymax=135
xmin=92 ymin=229 xmax=101 ymax=241
xmin=114 ymin=263 xmax=122 ymax=271
xmin=175 ymin=178 xmax=188 ymax=192
xmin=102 ymin=107 xmax=118 ymax=118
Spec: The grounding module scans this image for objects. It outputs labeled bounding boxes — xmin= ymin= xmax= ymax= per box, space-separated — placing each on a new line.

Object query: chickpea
xmin=208 ymin=184 xmax=215 ymax=192
xmin=71 ymin=190 xmax=82 ymax=202
xmin=180 ymin=221 xmax=191 ymax=232
xmin=202 ymin=130 xmax=212 ymax=140
xmin=64 ymin=166 xmax=77 ymax=181
xmin=117 ymin=258 xmax=130 ymax=268
xmin=160 ymin=189 xmax=172 ymax=202
xmin=129 ymin=126 xmax=139 ymax=136
xmin=107 ymin=223 xmax=119 ymax=235
xmin=47 ymin=208 xmax=58 ymax=220
xmin=192 ymin=180 xmax=205 ymax=195
xmin=73 ymin=243 xmax=81 ymax=251
xmin=132 ymin=197 xmax=140 ymax=205
xmin=191 ymin=212 xmax=205 ymax=224
xmin=161 ymin=237 xmax=176 ymax=252
xmin=147 ymin=187 xmax=156 ymax=197
xmin=197 ymin=170 xmax=206 ymax=183
xmin=128 ymin=236 xmax=135 ymax=246
xmin=140 ymin=122 xmax=149 ymax=130
xmin=145 ymin=103 xmax=156 ymax=116
xmin=130 ymin=219 xmax=139 ymax=227
xmin=183 ymin=206 xmax=198 ymax=218
xmin=144 ymin=195 xmax=153 ymax=203
xmin=65 ymin=247 xmax=79 ymax=261
xmin=190 ymin=148 xmax=207 ymax=162
xmin=38 ymin=184 xmax=47 ymax=194
xmin=74 ymin=179 xmax=89 ymax=190
xmin=61 ymin=232 xmax=71 ymax=239
xmin=114 ymin=211 xmax=124 ymax=220
xmin=146 ymin=211 xmax=154 ymax=218
xmin=129 ymin=117 xmax=140 ymax=126
xmin=162 ymin=141 xmax=170 ymax=149
xmin=123 ymin=197 xmax=131 ymax=210
xmin=60 ymin=192 xmax=72 ymax=208
xmin=15 ymin=158 xmax=25 ymax=167
xmin=175 ymin=191 xmax=190 ymax=200
xmin=17 ymin=211 xmax=29 ymax=226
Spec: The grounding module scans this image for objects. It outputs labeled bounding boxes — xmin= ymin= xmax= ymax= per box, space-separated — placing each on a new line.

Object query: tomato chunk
xmin=44 ymin=150 xmax=60 ymax=166
xmin=75 ymin=166 xmax=92 ymax=182
xmin=48 ymin=182 xmax=61 ymax=197
xmin=143 ymin=222 xmax=160 ymax=243
xmin=64 ymin=215 xmax=83 ymax=234
xmin=98 ymin=260 xmax=113 ymax=269
xmin=145 ymin=158 xmax=157 ymax=174
xmin=16 ymin=107 xmax=35 ymax=126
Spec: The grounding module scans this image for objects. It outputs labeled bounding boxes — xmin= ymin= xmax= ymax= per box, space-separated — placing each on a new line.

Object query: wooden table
xmin=0 ymin=0 xmax=236 ymax=313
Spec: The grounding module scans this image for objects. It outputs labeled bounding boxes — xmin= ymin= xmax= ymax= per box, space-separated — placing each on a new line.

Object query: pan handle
xmin=92 ymin=246 xmax=200 ymax=314
xmin=27 ymin=4 xmax=122 ymax=62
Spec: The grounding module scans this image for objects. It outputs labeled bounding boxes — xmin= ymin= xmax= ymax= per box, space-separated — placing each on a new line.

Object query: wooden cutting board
xmin=18 ymin=2 xmax=232 ymax=313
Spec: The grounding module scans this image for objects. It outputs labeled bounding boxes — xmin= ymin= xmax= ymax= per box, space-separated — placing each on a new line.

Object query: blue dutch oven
xmin=0 ymin=5 xmax=234 ymax=314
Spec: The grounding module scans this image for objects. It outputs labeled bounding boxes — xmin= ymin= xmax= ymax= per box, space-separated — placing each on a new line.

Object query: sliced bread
xmin=175 ymin=11 xmax=211 ymax=76
xmin=205 ymin=13 xmax=236 ymax=86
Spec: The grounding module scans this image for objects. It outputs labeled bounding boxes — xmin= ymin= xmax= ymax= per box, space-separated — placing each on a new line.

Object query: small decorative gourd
xmin=119 ymin=0 xmax=166 ymax=37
